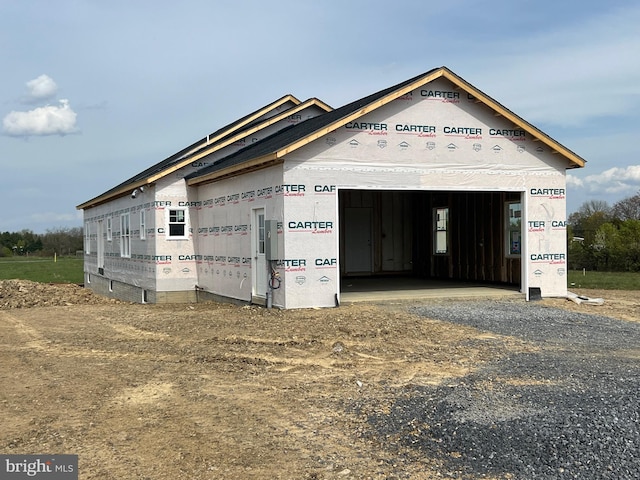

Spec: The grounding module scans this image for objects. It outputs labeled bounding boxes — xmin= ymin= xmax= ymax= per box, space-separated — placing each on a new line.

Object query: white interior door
xmin=252 ymin=208 xmax=267 ymax=297
xmin=344 ymin=207 xmax=373 ymax=273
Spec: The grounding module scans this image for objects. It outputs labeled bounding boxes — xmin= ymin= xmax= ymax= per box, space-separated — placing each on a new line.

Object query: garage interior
xmin=338 ymin=189 xmax=522 ymax=299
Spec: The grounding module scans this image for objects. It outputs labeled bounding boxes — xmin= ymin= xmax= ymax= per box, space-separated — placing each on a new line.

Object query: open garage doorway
xmin=338 ymin=189 xmax=522 ymax=298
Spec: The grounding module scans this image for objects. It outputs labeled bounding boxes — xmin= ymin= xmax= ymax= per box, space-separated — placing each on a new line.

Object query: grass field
xmin=0 ymin=256 xmax=637 ymax=290
xmin=0 ymin=256 xmax=84 ymax=284
xmin=567 ymin=270 xmax=640 ymax=290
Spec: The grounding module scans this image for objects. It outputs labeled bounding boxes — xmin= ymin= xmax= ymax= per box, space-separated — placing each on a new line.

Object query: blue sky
xmin=1 ymin=0 xmax=639 ymax=233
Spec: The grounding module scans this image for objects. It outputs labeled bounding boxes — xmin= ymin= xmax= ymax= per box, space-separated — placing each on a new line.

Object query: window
xmin=434 ymin=207 xmax=449 ymax=254
xmin=120 ymin=214 xmax=131 ymax=257
xmin=258 ymin=213 xmax=265 ymax=254
xmin=107 ymin=217 xmax=112 ymax=241
xmin=140 ymin=210 xmax=146 ymax=240
xmin=506 ymin=201 xmax=522 ymax=256
xmin=84 ymin=222 xmax=91 ymax=254
xmin=168 ymin=209 xmax=186 ymax=237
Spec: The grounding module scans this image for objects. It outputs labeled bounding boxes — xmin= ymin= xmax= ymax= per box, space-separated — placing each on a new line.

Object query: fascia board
xmin=186 ymin=153 xmax=281 ymax=186
xmin=147 ymin=98 xmax=333 ymax=184
xmin=205 ymin=94 xmax=301 ymax=146
xmin=76 ymin=94 xmax=302 ymax=210
xmin=76 ymin=180 xmax=151 ymax=210
xmin=188 ymin=72 xmax=448 ymax=180
xmin=277 ymin=70 xmax=446 ymax=156
xmin=79 ymin=95 xmax=310 ymax=209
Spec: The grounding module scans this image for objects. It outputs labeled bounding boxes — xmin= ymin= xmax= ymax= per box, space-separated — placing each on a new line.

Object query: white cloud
xmin=3 ymin=99 xmax=78 ymax=137
xmin=568 ymin=165 xmax=640 ymax=196
xmin=26 ymin=74 xmax=58 ymax=101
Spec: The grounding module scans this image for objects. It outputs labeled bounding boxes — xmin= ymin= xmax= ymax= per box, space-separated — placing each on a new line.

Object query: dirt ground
xmin=0 ymin=280 xmax=636 ymax=479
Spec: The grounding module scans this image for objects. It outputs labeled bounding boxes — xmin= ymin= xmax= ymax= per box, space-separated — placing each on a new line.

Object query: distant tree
xmin=19 ymin=229 xmax=42 ymax=254
xmin=611 ymin=192 xmax=640 ymax=221
xmin=568 ymin=200 xmax=611 ymax=246
xmin=40 ymin=227 xmax=83 ymax=256
xmin=618 ymin=219 xmax=640 ymax=271
xmin=593 ymin=223 xmax=619 ymax=270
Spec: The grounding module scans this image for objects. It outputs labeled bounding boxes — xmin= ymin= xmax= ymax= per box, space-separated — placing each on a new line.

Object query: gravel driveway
xmin=355 ymin=300 xmax=640 ymax=479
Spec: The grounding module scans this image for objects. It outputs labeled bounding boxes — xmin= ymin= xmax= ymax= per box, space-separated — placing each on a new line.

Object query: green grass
xmin=0 ymin=257 xmax=637 ymax=290
xmin=0 ymin=256 xmax=84 ymax=284
xmin=568 ymin=270 xmax=640 ymax=290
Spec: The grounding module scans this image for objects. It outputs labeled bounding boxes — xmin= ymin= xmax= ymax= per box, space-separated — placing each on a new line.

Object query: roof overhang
xmin=77 ymin=180 xmax=153 ymax=210
xmin=187 ymin=154 xmax=282 ymax=186
xmin=77 ymin=96 xmax=332 ymax=210
xmin=187 ymin=67 xmax=585 ymax=186
xmin=438 ymin=68 xmax=585 ymax=169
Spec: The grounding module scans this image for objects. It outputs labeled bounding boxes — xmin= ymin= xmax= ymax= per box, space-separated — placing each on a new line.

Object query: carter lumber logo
xmin=530 ymin=253 xmax=566 ymax=264
xmin=344 ymin=122 xmax=388 ymax=135
xmin=288 ymin=221 xmax=333 ymax=234
xmin=395 ymin=124 xmax=436 ymax=137
xmin=420 ymin=90 xmax=460 ymax=103
xmin=276 ymin=184 xmax=305 ymax=197
xmin=530 ymin=188 xmax=565 ymax=199
xmin=489 ymin=129 xmax=526 ymax=141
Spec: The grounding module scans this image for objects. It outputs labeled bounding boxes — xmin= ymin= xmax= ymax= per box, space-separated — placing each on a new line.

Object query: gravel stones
xmin=352 ymin=300 xmax=640 ymax=479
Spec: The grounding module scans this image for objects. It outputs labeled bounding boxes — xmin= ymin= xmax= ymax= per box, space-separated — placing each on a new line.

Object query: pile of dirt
xmin=0 ymin=280 xmax=120 ymax=309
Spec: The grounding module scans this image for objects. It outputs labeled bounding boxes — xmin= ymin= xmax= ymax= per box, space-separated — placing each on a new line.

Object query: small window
xmin=109 ymin=280 xmax=114 ymax=292
xmin=168 ymin=209 xmax=186 ymax=237
xmin=434 ymin=207 xmax=449 ymax=255
xmin=120 ymin=213 xmax=131 ymax=257
xmin=140 ymin=210 xmax=146 ymax=240
xmin=506 ymin=201 xmax=522 ymax=256
xmin=107 ymin=217 xmax=112 ymax=241
xmin=258 ymin=213 xmax=265 ymax=254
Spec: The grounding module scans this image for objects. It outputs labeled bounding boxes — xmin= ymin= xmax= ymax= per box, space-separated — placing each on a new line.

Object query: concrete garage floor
xmin=339 ymin=276 xmax=523 ymax=303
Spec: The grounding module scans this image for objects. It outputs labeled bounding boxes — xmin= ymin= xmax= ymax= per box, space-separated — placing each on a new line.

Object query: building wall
xmin=276 ymin=77 xmax=568 ymax=303
xmin=81 ymin=103 xmax=326 ymax=304
xmin=192 ymin=165 xmax=285 ymax=306
xmin=83 ymin=188 xmax=159 ymax=295
xmin=83 ymin=79 xmax=570 ymax=306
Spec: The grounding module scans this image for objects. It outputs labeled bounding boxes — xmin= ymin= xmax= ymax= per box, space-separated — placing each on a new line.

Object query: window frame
xmin=167 ymin=208 xmax=187 ymax=238
xmin=84 ymin=221 xmax=91 ymax=254
xmin=140 ymin=209 xmax=146 ymax=240
xmin=505 ymin=201 xmax=522 ymax=257
xmin=120 ymin=213 xmax=131 ymax=258
xmin=107 ymin=217 xmax=112 ymax=241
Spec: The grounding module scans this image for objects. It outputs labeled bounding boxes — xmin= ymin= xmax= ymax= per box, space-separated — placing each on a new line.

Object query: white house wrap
xmin=77 ymin=67 xmax=585 ymax=308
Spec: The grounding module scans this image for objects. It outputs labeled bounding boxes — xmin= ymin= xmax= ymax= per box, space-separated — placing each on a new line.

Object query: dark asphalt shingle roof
xmin=185 ymin=68 xmax=441 ymax=181
xmin=77 ymin=95 xmax=300 ymax=208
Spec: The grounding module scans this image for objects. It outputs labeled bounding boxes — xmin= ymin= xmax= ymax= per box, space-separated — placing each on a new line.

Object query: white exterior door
xmin=252 ymin=208 xmax=267 ymax=297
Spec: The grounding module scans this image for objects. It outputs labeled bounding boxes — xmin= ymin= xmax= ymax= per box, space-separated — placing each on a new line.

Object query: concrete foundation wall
xmin=85 ymin=273 xmax=196 ymax=304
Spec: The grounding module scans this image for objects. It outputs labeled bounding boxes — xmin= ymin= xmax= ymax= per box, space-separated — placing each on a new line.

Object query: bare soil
xmin=0 ymin=281 xmax=635 ymax=479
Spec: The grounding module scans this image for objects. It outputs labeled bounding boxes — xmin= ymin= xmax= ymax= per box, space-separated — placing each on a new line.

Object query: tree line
xmin=568 ymin=192 xmax=640 ymax=272
xmin=0 ymin=227 xmax=83 ymax=257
